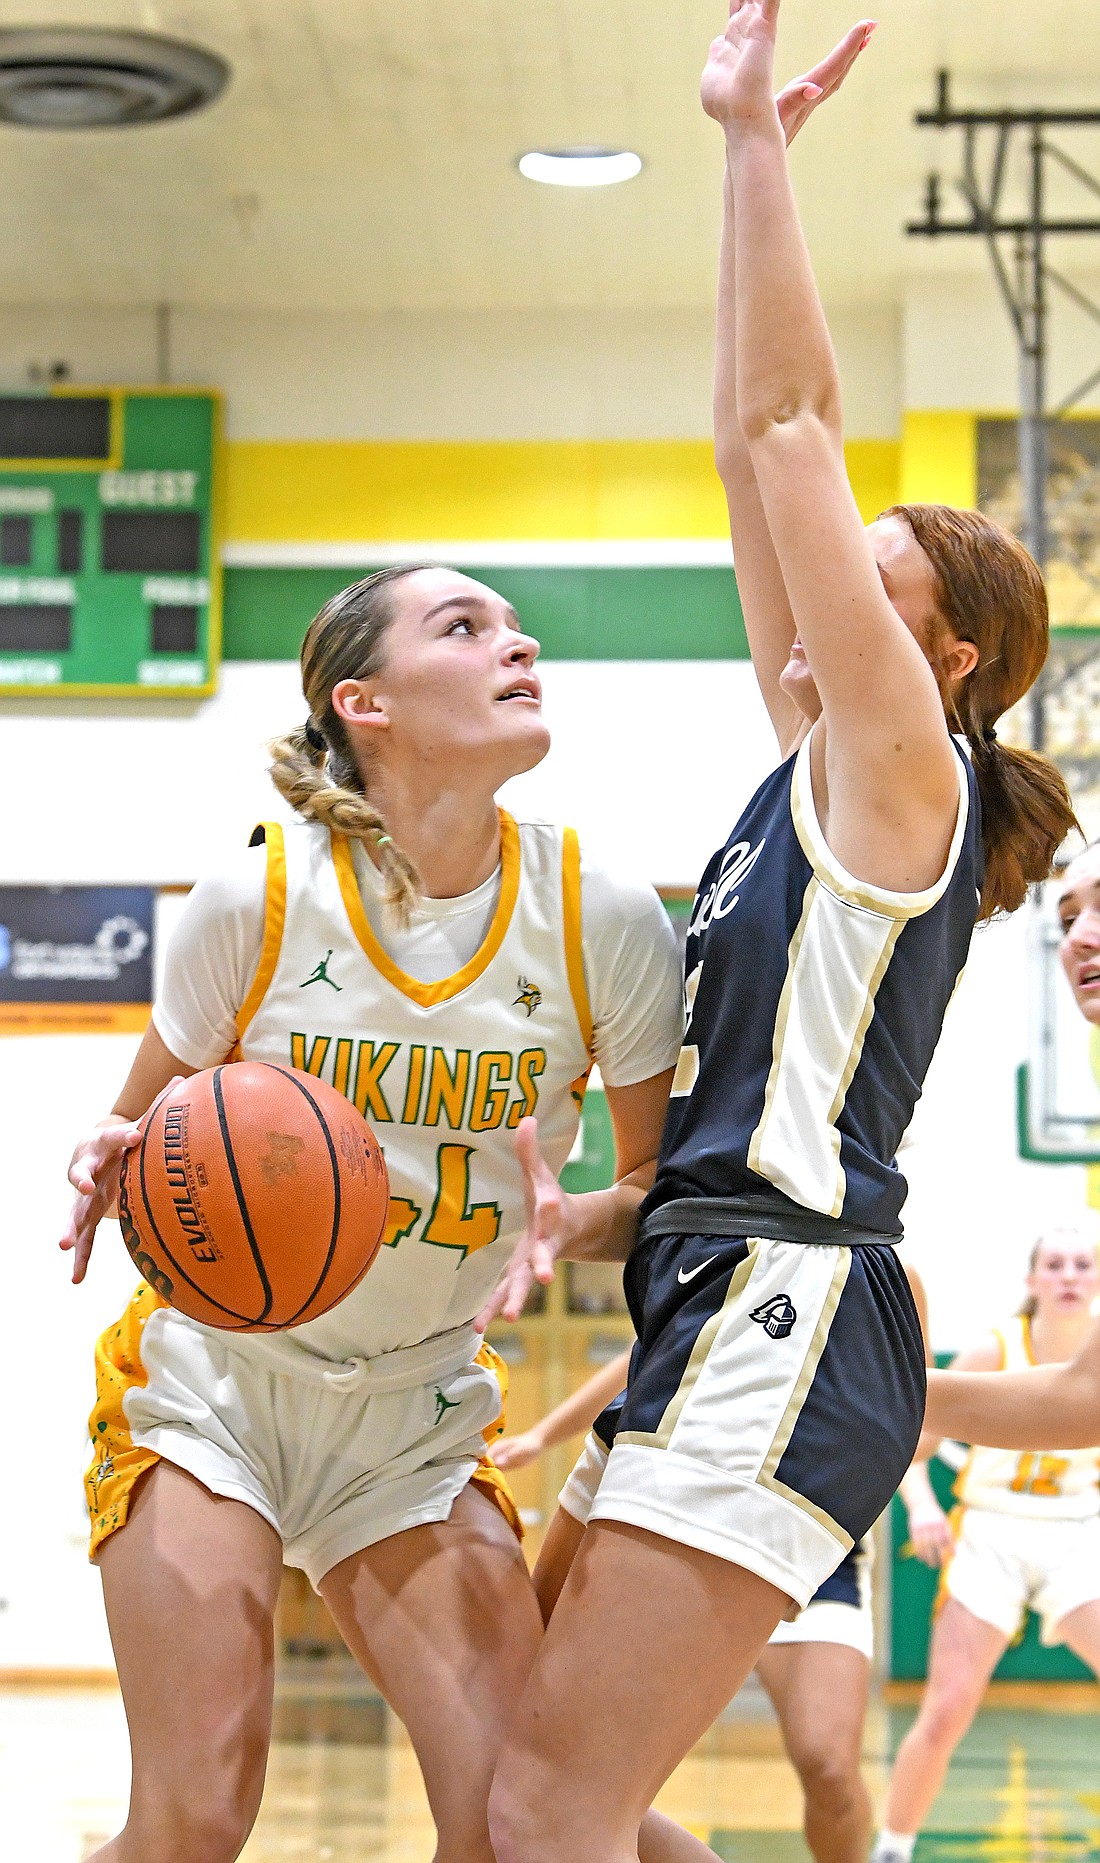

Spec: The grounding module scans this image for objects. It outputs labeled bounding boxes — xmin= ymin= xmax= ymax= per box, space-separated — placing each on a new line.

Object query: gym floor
xmin=7 ymin=1672 xmax=1098 ymax=1862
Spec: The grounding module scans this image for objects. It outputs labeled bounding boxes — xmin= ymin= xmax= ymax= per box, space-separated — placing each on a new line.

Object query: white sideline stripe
xmin=221 ymin=538 xmax=736 ymax=569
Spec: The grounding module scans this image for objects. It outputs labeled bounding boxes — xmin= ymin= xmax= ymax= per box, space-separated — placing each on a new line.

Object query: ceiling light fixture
xmin=0 ymin=29 xmax=228 ymax=130
xmin=518 ymin=147 xmax=643 ymax=188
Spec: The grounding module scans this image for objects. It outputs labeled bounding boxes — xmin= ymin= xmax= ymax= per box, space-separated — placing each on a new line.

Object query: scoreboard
xmin=0 ymin=388 xmax=221 ymax=698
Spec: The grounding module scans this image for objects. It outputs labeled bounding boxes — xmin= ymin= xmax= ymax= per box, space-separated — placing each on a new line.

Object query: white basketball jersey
xmin=227 ymin=810 xmax=592 ymax=1364
xmin=955 ymin=1316 xmax=1100 ymax=1520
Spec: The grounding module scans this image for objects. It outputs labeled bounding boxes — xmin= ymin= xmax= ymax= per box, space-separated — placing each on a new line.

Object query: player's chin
xmin=1070 ymin=979 xmax=1100 ymax=1024
xmin=492 ymin=708 xmax=550 ymax=765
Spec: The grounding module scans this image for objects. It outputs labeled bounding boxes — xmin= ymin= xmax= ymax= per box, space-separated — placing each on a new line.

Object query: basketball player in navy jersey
xmin=485 ymin=7 xmax=1075 ymax=1861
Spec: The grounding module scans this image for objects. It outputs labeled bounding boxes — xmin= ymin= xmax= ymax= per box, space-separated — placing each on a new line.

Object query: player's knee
xmin=796 ymin=1744 xmax=865 ymax=1820
xmin=129 ymin=1777 xmax=263 ymax=1863
xmin=916 ymin=1682 xmax=980 ymax=1748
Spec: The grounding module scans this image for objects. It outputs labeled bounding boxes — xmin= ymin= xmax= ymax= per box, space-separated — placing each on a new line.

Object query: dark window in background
xmin=150 ymin=605 xmax=199 ymax=654
xmin=0 ymin=396 xmax=111 ymax=460
xmin=0 ymin=515 xmax=32 ymax=566
xmin=101 ymin=511 xmax=201 ymax=573
xmin=57 ymin=508 xmax=83 ymax=574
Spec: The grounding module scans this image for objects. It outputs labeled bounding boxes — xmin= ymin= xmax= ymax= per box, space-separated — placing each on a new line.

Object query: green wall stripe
xmin=222 ymin=565 xmax=749 ymax=662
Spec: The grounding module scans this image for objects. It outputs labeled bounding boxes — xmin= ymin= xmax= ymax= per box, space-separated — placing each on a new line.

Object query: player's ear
xmin=332 ymin=678 xmax=388 ymax=734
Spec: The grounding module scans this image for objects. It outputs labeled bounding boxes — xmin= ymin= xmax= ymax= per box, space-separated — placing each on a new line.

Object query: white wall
xmin=0 ymin=300 xmax=901 ymax=440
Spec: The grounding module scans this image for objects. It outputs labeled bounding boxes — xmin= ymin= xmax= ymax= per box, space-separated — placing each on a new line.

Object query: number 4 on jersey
xmin=383 ymin=1143 xmax=502 ymax=1260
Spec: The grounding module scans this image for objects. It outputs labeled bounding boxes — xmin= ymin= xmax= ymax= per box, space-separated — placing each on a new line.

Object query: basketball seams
xmin=131 ymin=1087 xmax=257 ymax=1326
xmin=211 ymin=1065 xmax=277 ymax=1325
xmin=264 ymin=1063 xmax=346 ymax=1325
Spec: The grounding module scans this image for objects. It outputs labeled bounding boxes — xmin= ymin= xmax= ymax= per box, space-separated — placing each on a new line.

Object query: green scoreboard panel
xmin=0 ymin=388 xmax=222 ymax=698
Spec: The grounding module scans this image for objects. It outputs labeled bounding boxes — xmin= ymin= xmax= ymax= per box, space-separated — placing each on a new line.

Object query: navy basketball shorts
xmin=582 ymin=1231 xmax=925 ymax=1607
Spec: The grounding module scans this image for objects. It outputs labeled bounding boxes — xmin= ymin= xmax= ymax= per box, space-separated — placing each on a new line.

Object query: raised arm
xmin=706 ymin=3 xmax=969 ymax=894
xmin=493 ymin=1350 xmax=632 ymax=1471
xmin=714 ymin=20 xmax=873 ymax=751
xmin=925 ymin=1318 xmax=1100 ymax=1451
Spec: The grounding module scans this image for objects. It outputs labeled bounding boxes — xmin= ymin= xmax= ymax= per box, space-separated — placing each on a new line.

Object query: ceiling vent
xmin=0 ymin=29 xmax=228 ymax=130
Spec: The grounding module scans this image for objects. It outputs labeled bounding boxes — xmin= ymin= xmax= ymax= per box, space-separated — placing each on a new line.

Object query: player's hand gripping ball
xmin=118 ymin=1062 xmax=389 ymax=1330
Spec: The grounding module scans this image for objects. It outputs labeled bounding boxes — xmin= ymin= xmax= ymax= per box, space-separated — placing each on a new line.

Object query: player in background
xmin=60 ymin=565 xmax=685 ymax=1863
xmin=924 ymin=842 xmax=1100 ymax=1456
xmin=874 ymin=1229 xmax=1100 ymax=1863
xmin=495 ymin=1257 xmax=930 ymax=1863
xmin=484 ymin=7 xmax=1077 ymax=1861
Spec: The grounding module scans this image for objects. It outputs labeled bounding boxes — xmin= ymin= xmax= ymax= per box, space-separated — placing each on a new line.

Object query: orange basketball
xmin=117 ymin=1062 xmax=389 ymax=1331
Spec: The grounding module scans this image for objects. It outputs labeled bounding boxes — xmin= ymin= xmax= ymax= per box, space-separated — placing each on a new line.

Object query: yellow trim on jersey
xmin=85 ymin=1284 xmax=168 ymax=1560
xmin=562 ymin=826 xmax=594 ymax=1055
xmin=235 ymin=821 xmax=288 ymax=1040
xmin=1022 ymin=1315 xmax=1037 ymax=1366
xmin=331 ymin=809 xmax=522 ymax=1007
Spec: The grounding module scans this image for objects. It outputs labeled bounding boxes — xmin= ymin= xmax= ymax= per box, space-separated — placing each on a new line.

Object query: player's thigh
xmin=532 ymin=1505 xmax=586 ymax=1623
xmin=921 ymin=1597 xmax=1010 ymax=1723
xmin=492 ymin=1518 xmax=790 ymax=1852
xmin=755 ymin=1640 xmax=870 ymax=1777
xmin=1055 ymin=1595 xmax=1100 ymax=1672
xmin=98 ymin=1460 xmax=284 ymax=1811
xmin=319 ymin=1482 xmax=542 ymax=1825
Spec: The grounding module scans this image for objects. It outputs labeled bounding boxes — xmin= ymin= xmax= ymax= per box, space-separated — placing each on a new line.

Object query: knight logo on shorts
xmin=750 ymin=1294 xmax=797 ymax=1340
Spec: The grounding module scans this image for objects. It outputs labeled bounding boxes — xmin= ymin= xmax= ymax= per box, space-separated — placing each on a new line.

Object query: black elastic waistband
xmin=639 ymin=1193 xmax=901 ymax=1250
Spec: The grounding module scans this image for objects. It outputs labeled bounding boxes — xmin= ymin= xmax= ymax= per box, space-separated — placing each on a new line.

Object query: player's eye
xmin=445 ymin=616 xmax=475 ymax=636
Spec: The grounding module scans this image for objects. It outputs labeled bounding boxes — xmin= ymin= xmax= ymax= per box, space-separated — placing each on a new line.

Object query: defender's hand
xmin=776 ymin=19 xmax=877 ymax=147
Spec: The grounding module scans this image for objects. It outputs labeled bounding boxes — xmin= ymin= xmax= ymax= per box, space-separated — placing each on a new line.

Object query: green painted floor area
xmin=712 ymin=1705 xmax=1100 ymax=1862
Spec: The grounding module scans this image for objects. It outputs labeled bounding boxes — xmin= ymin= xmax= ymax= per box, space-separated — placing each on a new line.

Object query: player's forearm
xmin=898 ymin=1455 xmax=939 ymax=1517
xmin=530 ymin=1352 xmax=632 ymax=1452
xmin=925 ymin=1362 xmax=1100 ymax=1452
xmin=725 ymin=121 xmax=841 ymax=445
xmin=563 ymin=1179 xmax=649 ymax=1263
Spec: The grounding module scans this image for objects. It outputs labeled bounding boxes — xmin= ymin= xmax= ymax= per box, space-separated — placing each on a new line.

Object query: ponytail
xmin=269 ymin=720 xmax=420 ymax=924
xmin=884 ymin=505 xmax=1079 ymax=920
xmin=268 ymin=566 xmax=431 ymax=926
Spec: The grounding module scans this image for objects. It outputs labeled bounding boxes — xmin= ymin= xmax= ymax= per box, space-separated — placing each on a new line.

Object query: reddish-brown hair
xmin=883 ymin=504 xmax=1079 ymax=920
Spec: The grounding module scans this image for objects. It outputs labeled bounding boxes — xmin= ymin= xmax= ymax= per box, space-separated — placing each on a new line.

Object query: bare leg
xmin=533 ymin=1506 xmax=724 ymax=1863
xmin=489 ymin=1518 xmax=790 ymax=1863
xmin=90 ymin=1461 xmax=283 ymax=1863
xmin=1054 ymin=1597 xmax=1100 ymax=1674
xmin=756 ymin=1642 xmax=873 ymax=1863
xmin=882 ymin=1600 xmax=1009 ymax=1835
xmin=320 ymin=1484 xmax=542 ymax=1863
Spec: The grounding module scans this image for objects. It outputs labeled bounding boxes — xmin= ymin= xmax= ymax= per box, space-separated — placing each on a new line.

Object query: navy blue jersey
xmin=643 ymin=733 xmax=982 ymax=1237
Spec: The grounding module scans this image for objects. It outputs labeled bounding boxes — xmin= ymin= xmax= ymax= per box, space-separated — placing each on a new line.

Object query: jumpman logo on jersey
xmin=433 ymin=1386 xmax=463 ymax=1427
xmin=299 ymin=949 xmax=342 ymax=990
xmin=514 ymin=975 xmax=542 ymax=1016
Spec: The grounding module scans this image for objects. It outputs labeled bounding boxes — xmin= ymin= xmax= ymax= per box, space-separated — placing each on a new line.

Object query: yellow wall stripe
xmin=899 ymin=412 xmax=978 ymax=509
xmin=224 ymin=438 xmax=901 ymax=545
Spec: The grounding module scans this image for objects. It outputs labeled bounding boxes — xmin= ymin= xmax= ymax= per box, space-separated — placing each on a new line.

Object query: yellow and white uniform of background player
xmin=86 ymin=809 xmax=683 ymax=1587
xmin=940 ymin=1314 xmax=1100 ymax=1646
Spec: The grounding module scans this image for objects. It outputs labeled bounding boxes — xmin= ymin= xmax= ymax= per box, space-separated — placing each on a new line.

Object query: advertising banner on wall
xmin=0 ymin=885 xmax=154 ymax=1035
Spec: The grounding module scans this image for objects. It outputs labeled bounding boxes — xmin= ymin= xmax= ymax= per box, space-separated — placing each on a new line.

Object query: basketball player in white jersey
xmin=873 ymin=1230 xmax=1100 ymax=1863
xmin=485 ymin=9 xmax=1075 ymax=1862
xmin=60 ymin=564 xmax=686 ymax=1863
xmin=924 ymin=842 xmax=1100 ymax=1449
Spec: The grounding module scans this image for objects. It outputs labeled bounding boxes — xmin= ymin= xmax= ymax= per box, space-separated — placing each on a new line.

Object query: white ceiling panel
xmin=0 ymin=0 xmax=1097 ymax=310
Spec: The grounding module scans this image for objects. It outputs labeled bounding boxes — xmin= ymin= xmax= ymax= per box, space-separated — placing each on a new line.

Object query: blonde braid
xmin=268 ymin=568 xmax=431 ymax=925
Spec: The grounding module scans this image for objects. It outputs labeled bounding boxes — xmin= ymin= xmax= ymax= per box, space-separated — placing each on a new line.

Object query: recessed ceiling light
xmin=518 ymin=147 xmax=643 ymax=188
